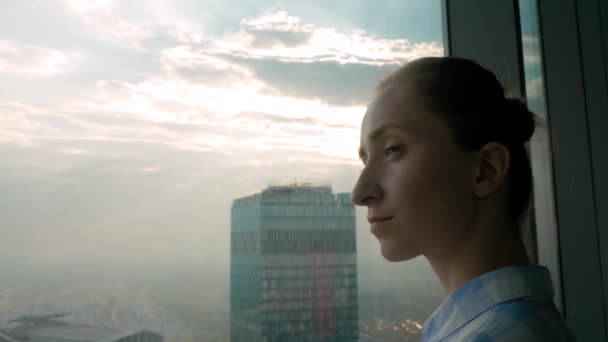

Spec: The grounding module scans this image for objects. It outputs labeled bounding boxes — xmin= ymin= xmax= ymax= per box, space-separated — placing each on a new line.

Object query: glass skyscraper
xmin=230 ymin=183 xmax=359 ymax=342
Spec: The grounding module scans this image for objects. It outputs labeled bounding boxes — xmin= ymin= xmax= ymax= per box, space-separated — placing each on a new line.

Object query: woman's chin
xmin=379 ymin=239 xmax=420 ymax=262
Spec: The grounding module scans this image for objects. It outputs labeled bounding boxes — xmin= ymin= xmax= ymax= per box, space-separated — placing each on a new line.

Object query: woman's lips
xmin=368 ymin=216 xmax=393 ymax=224
xmin=368 ymin=216 xmax=393 ymax=237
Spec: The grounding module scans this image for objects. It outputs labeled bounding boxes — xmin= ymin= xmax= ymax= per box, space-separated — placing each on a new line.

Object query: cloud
xmin=157 ymin=9 xmax=441 ymax=105
xmin=161 ymin=45 xmax=256 ymax=88
xmin=525 ymin=77 xmax=543 ymax=99
xmin=524 ymin=54 xmax=540 ymax=65
xmin=64 ymin=148 xmax=89 ymax=155
xmin=241 ymin=9 xmax=314 ymax=33
xmin=0 ymin=39 xmax=71 ymax=76
xmin=140 ymin=166 xmax=163 ymax=173
xmin=82 ymin=64 xmax=365 ymax=125
xmin=53 ymin=4 xmax=441 ymax=105
xmin=522 ymin=35 xmax=541 ymax=66
xmin=1 ymin=7 xmax=445 ymax=170
xmin=521 ymin=35 xmax=539 ymax=45
xmin=100 ymin=20 xmax=156 ymax=43
xmin=249 ymin=30 xmax=313 ymax=49
xmin=60 ymin=0 xmax=203 ymax=49
xmin=0 ymin=1 xmax=450 ymax=273
xmin=63 ymin=0 xmax=115 ymax=14
xmin=230 ymin=111 xmax=355 ymax=131
xmin=212 ymin=9 xmax=443 ymax=66
xmin=0 ymin=95 xmax=361 ymax=163
xmin=231 ymin=160 xmax=273 ymax=167
xmin=4 ymin=8 xmax=423 ymax=163
xmin=240 ymin=10 xmax=314 ymax=48
xmin=242 ymin=59 xmax=396 ymax=106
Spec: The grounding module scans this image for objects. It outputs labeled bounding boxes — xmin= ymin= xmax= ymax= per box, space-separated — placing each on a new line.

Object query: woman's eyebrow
xmin=367 ymin=124 xmax=411 ymax=142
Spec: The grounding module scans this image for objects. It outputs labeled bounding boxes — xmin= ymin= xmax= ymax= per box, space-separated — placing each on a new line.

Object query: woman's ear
xmin=472 ymin=142 xmax=511 ymax=198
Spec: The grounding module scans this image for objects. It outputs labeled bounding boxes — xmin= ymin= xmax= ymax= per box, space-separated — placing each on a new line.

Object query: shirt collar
xmin=422 ymin=265 xmax=555 ymax=341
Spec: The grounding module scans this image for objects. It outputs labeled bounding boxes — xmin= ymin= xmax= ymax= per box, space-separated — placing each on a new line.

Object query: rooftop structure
xmin=1 ymin=313 xmax=163 ymax=342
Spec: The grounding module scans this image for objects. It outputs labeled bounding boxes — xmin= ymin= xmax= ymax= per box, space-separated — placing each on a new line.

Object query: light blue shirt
xmin=423 ymin=265 xmax=576 ymax=341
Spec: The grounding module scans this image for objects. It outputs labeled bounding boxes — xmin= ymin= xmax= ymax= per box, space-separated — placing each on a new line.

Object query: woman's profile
xmin=351 ymin=57 xmax=576 ymax=341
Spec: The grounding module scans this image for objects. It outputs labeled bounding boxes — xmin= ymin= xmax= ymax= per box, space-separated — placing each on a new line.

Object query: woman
xmin=351 ymin=57 xmax=576 ymax=341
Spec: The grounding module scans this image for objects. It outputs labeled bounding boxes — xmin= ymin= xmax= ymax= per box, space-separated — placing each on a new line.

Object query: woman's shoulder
xmin=456 ymin=298 xmax=577 ymax=342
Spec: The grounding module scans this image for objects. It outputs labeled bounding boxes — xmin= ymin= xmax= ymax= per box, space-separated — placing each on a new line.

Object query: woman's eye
xmin=384 ymin=146 xmax=401 ymax=156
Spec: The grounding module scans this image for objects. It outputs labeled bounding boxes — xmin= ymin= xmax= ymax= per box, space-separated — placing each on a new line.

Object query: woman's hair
xmin=377 ymin=57 xmax=535 ymax=223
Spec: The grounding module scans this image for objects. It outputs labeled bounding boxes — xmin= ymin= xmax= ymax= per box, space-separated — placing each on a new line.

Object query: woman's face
xmin=352 ymin=85 xmax=478 ymax=261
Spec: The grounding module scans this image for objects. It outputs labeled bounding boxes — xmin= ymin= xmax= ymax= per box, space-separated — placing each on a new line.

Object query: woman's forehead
xmin=360 ymin=86 xmax=453 ymax=147
xmin=363 ymin=86 xmax=425 ymax=132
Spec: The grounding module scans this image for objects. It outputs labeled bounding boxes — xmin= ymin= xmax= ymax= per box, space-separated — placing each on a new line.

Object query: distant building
xmin=230 ymin=183 xmax=359 ymax=342
xmin=0 ymin=313 xmax=163 ymax=342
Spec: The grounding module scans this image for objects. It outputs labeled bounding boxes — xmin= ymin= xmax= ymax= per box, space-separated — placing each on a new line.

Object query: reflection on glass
xmin=518 ymin=0 xmax=563 ymax=312
xmin=0 ymin=1 xmax=444 ymax=341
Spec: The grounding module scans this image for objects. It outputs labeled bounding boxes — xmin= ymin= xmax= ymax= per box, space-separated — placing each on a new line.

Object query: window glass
xmin=0 ymin=1 xmax=444 ymax=341
xmin=518 ymin=0 xmax=563 ymax=312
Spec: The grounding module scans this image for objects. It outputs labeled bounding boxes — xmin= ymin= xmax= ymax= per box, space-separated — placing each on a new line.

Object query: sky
xmin=0 ymin=0 xmax=445 ymax=273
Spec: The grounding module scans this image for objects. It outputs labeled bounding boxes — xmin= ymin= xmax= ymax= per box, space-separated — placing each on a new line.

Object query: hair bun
xmin=503 ymin=97 xmax=535 ymax=144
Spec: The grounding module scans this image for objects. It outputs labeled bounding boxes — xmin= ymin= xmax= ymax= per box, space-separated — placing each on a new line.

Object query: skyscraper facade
xmin=230 ymin=183 xmax=359 ymax=342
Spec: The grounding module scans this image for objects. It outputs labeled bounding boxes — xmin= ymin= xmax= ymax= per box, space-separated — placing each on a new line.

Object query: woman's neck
xmin=424 ymin=218 xmax=530 ymax=294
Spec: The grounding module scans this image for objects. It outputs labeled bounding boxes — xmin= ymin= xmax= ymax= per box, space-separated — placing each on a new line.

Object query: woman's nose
xmin=351 ymin=167 xmax=383 ymax=206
